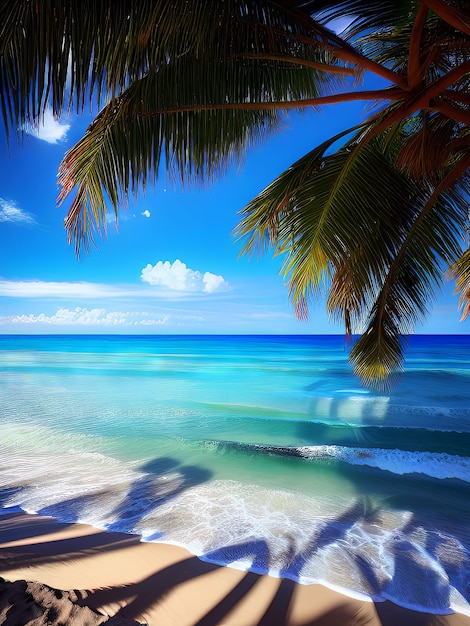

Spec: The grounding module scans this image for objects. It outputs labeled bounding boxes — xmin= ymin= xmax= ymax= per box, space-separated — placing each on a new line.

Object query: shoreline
xmin=1 ymin=509 xmax=469 ymax=625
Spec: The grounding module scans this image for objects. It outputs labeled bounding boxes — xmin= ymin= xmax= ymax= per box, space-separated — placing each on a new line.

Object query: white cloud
xmin=0 ymin=307 xmax=170 ymax=327
xmin=0 ymin=198 xmax=36 ymax=225
xmin=0 ymin=280 xmax=136 ymax=298
xmin=141 ymin=210 xmax=151 ymax=218
xmin=24 ymin=107 xmax=70 ymax=144
xmin=0 ymin=274 xmax=230 ymax=302
xmin=141 ymin=259 xmax=229 ymax=294
xmin=202 ymin=272 xmax=226 ymax=293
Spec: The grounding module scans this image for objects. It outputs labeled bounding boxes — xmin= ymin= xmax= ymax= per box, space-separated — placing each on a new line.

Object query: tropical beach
xmin=1 ymin=510 xmax=470 ymax=626
xmin=2 ymin=1 xmax=470 ymax=624
xmin=1 ymin=334 xmax=469 ymax=625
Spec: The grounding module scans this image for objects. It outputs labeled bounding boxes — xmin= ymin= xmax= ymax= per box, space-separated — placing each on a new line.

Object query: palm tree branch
xmin=328 ymin=47 xmax=410 ymax=91
xmin=433 ymin=101 xmax=470 ymax=127
xmin=137 ymin=86 xmax=406 ymax=117
xmin=321 ymin=139 xmax=425 ymax=332
xmin=238 ymin=53 xmax=356 ymax=76
xmin=60 ymin=53 xmax=319 ymax=252
xmin=279 ymin=139 xmax=423 ymax=314
xmin=337 ymin=59 xmax=470 ymax=170
xmin=239 ymin=129 xmax=426 ymax=327
xmin=407 ymin=2 xmax=430 ymax=88
xmin=269 ymin=1 xmax=411 ymax=89
xmin=423 ymin=61 xmax=470 ymax=102
xmin=244 ymin=8 xmax=411 ymax=89
xmin=375 ymin=151 xmax=470 ymax=327
xmin=424 ymin=0 xmax=470 ymax=36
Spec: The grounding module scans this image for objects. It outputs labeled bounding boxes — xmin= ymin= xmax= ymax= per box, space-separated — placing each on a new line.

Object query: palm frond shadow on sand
xmin=0 ymin=474 xmax=467 ymax=625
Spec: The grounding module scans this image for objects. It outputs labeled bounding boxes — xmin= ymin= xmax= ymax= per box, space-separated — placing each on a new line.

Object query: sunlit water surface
xmin=1 ymin=334 xmax=469 ymax=615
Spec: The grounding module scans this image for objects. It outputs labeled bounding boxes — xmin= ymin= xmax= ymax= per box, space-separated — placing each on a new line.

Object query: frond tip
xmin=448 ymin=247 xmax=470 ymax=322
xmin=349 ymin=330 xmax=407 ymax=390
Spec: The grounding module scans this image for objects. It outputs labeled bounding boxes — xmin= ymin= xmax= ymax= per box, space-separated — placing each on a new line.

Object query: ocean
xmin=0 ymin=334 xmax=469 ymax=616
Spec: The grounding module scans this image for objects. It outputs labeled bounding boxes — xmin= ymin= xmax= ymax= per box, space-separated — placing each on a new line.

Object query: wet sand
xmin=1 ymin=510 xmax=469 ymax=626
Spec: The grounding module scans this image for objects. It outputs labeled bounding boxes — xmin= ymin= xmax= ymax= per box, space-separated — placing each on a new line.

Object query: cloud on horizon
xmin=0 ymin=276 xmax=230 ymax=301
xmin=0 ymin=280 xmax=136 ymax=299
xmin=0 ymin=198 xmax=36 ymax=225
xmin=24 ymin=107 xmax=71 ymax=144
xmin=0 ymin=307 xmax=170 ymax=327
xmin=141 ymin=259 xmax=229 ymax=294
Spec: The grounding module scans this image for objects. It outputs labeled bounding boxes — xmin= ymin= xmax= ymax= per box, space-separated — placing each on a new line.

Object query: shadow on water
xmin=39 ymin=491 xmax=112 ymax=523
xmin=295 ymin=418 xmax=470 ymax=456
xmin=106 ymin=456 xmax=212 ymax=533
xmin=0 ymin=487 xmax=24 ymax=510
xmin=1 ymin=504 xmax=467 ymax=625
xmin=388 ymin=515 xmax=470 ymax=611
xmin=37 ymin=455 xmax=212 ymax=536
xmin=278 ymin=498 xmax=382 ymax=581
xmin=84 ymin=501 xmax=467 ymax=624
xmin=196 ymin=491 xmax=468 ymax=620
xmin=200 ymin=498 xmax=383 ymax=583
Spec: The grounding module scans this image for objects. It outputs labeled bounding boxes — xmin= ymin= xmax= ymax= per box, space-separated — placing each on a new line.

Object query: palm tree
xmin=1 ymin=0 xmax=468 ymax=387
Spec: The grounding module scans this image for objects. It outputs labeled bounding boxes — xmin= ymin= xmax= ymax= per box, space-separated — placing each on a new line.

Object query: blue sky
xmin=0 ymin=78 xmax=466 ymax=335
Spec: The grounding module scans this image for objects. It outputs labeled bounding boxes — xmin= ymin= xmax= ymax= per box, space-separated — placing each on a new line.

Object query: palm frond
xmin=236 ymin=122 xmax=368 ymax=255
xmin=237 ymin=126 xmax=416 ymax=311
xmin=313 ymin=0 xmax=415 ymax=38
xmin=0 ymin=0 xmax=348 ymax=138
xmin=449 ymin=247 xmax=470 ymax=321
xmin=395 ymin=112 xmax=467 ymax=183
xmin=356 ymin=10 xmax=470 ymax=77
xmin=238 ymin=115 xmax=469 ymax=387
xmin=349 ymin=158 xmax=469 ymax=388
xmin=60 ymin=47 xmax=340 ymax=253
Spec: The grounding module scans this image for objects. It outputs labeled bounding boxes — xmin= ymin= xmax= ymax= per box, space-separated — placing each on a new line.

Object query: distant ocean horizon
xmin=1 ymin=334 xmax=469 ymax=616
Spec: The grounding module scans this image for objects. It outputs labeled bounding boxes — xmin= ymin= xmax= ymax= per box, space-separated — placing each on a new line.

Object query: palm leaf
xmin=349 ymin=152 xmax=469 ymax=388
xmin=237 ymin=125 xmax=415 ymax=314
xmin=60 ymin=48 xmax=341 ymax=253
xmin=238 ymin=116 xmax=469 ymax=386
xmin=450 ymin=248 xmax=470 ymax=321
xmin=0 ymin=0 xmax=347 ymax=137
xmin=0 ymin=0 xmax=238 ymax=130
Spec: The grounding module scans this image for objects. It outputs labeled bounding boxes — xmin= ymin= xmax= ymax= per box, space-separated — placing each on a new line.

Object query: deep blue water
xmin=0 ymin=334 xmax=469 ymax=615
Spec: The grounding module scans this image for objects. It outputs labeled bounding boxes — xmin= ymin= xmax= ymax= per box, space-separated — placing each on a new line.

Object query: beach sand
xmin=0 ymin=510 xmax=469 ymax=626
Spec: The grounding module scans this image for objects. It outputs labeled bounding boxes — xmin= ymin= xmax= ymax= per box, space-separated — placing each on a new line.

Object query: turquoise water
xmin=0 ymin=334 xmax=469 ymax=615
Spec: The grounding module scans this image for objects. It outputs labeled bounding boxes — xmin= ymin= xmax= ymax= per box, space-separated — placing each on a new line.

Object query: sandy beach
xmin=0 ymin=510 xmax=468 ymax=626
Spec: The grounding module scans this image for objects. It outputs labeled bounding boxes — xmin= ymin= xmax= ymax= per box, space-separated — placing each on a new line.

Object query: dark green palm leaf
xmin=60 ymin=49 xmax=340 ymax=253
xmin=0 ymin=0 xmax=346 ymax=137
xmin=238 ymin=116 xmax=469 ymax=386
xmin=349 ymin=150 xmax=469 ymax=387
